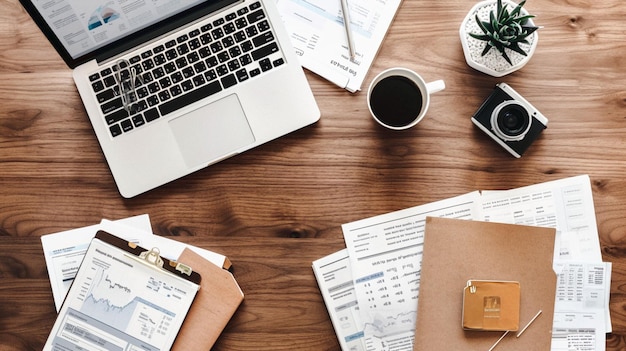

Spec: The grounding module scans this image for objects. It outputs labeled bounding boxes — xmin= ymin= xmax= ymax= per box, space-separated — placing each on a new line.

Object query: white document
xmin=43 ymin=234 xmax=200 ymax=351
xmin=477 ymin=174 xmax=612 ymax=341
xmin=41 ymin=214 xmax=153 ymax=311
xmin=313 ymin=249 xmax=366 ymax=351
xmin=276 ymin=0 xmax=402 ymax=92
xmin=479 ymin=174 xmax=602 ymax=262
xmin=551 ymin=261 xmax=612 ymax=351
xmin=319 ymin=175 xmax=610 ymax=350
xmin=342 ymin=191 xmax=482 ymax=349
xmin=42 ymin=215 xmax=230 ymax=312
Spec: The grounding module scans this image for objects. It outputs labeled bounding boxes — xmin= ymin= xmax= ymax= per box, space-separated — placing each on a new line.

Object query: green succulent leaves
xmin=469 ymin=0 xmax=539 ymax=65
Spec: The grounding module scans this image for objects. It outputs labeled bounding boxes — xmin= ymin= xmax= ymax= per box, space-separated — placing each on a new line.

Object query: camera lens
xmin=499 ymin=106 xmax=528 ymax=135
xmin=491 ymin=101 xmax=531 ymax=141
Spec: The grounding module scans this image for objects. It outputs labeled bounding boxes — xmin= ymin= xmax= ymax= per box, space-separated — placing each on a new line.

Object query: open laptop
xmin=19 ymin=0 xmax=320 ymax=198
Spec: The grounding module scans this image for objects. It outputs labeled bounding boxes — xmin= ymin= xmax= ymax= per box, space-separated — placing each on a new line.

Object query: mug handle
xmin=426 ymin=80 xmax=446 ymax=94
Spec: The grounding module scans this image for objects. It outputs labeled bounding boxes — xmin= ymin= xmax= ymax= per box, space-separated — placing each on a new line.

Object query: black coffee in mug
xmin=369 ymin=75 xmax=423 ymax=128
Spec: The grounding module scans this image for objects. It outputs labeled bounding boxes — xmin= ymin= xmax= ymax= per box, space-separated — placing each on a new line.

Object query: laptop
xmin=19 ymin=0 xmax=320 ymax=198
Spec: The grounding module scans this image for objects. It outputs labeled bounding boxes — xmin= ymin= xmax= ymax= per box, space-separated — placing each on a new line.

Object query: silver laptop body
xmin=20 ymin=0 xmax=320 ymax=198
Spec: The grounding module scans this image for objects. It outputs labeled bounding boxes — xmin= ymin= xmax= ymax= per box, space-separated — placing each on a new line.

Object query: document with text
xmin=316 ymin=175 xmax=611 ymax=351
xmin=43 ymin=232 xmax=200 ymax=351
xmin=313 ymin=249 xmax=366 ymax=351
xmin=276 ymin=0 xmax=402 ymax=92
xmin=41 ymin=215 xmax=153 ymax=311
xmin=552 ymin=261 xmax=612 ymax=351
xmin=342 ymin=191 xmax=482 ymax=350
xmin=480 ymin=174 xmax=602 ymax=262
xmin=42 ymin=215 xmax=229 ymax=312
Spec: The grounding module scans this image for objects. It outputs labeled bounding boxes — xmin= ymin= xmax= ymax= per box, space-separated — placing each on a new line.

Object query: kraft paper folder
xmin=173 ymin=247 xmax=244 ymax=350
xmin=413 ymin=217 xmax=557 ymax=350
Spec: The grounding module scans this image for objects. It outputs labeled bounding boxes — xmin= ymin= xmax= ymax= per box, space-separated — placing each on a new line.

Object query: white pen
xmin=340 ymin=0 xmax=356 ymax=61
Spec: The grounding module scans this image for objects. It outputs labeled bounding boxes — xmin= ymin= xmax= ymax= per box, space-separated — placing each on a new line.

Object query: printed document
xmin=552 ymin=261 xmax=612 ymax=351
xmin=41 ymin=215 xmax=153 ymax=311
xmin=276 ymin=0 xmax=402 ymax=92
xmin=480 ymin=174 xmax=602 ymax=262
xmin=478 ymin=174 xmax=612 ymax=348
xmin=43 ymin=234 xmax=199 ymax=351
xmin=342 ymin=191 xmax=482 ymax=350
xmin=42 ymin=215 xmax=228 ymax=311
xmin=318 ymin=175 xmax=611 ymax=351
xmin=313 ymin=249 xmax=366 ymax=351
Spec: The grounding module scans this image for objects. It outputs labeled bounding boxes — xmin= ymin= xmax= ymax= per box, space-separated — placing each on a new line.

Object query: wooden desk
xmin=0 ymin=0 xmax=624 ymax=349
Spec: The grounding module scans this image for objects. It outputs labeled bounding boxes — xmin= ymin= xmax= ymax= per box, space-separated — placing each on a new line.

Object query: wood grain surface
xmin=1 ymin=0 xmax=625 ymax=349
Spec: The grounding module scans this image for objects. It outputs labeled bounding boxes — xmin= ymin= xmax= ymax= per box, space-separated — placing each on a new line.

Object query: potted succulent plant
xmin=460 ymin=0 xmax=539 ymax=77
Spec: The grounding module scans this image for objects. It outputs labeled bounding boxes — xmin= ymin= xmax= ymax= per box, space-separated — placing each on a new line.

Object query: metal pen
xmin=340 ymin=0 xmax=356 ymax=60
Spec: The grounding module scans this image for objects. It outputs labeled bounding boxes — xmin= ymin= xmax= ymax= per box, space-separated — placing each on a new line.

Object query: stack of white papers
xmin=41 ymin=214 xmax=228 ymax=312
xmin=313 ymin=175 xmax=611 ymax=351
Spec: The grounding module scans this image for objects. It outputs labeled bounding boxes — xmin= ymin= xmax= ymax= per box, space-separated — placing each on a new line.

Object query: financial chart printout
xmin=44 ymin=238 xmax=199 ymax=351
xmin=342 ymin=192 xmax=482 ymax=350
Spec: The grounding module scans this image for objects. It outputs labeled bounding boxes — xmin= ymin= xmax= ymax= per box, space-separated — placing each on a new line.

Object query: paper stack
xmin=41 ymin=214 xmax=243 ymax=350
xmin=313 ymin=175 xmax=612 ymax=351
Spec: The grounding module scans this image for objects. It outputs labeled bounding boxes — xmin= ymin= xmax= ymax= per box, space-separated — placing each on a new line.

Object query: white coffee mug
xmin=367 ymin=67 xmax=445 ymax=130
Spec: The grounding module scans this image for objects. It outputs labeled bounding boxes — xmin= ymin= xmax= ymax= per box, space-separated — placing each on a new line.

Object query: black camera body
xmin=471 ymin=83 xmax=548 ymax=158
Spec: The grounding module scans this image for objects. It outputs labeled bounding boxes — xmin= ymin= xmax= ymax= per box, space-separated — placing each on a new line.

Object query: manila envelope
xmin=173 ymin=248 xmax=244 ymax=350
xmin=413 ymin=217 xmax=556 ymax=350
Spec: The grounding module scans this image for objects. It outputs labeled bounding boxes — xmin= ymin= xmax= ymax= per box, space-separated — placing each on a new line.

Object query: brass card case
xmin=462 ymin=280 xmax=520 ymax=331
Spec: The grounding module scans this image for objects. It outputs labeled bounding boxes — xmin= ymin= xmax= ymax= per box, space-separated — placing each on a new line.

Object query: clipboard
xmin=413 ymin=217 xmax=557 ymax=351
xmin=43 ymin=230 xmax=201 ymax=351
xmin=173 ymin=247 xmax=244 ymax=350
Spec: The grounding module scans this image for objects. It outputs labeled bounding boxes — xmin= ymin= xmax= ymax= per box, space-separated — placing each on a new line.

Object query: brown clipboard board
xmin=172 ymin=247 xmax=244 ymax=350
xmin=413 ymin=217 xmax=557 ymax=351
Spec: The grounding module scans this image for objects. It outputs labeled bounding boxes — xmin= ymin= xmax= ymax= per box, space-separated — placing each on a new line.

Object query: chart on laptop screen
xmin=32 ymin=0 xmax=205 ymax=58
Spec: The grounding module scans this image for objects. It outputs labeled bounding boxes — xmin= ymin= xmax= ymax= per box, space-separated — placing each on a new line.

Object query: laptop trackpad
xmin=169 ymin=94 xmax=255 ymax=168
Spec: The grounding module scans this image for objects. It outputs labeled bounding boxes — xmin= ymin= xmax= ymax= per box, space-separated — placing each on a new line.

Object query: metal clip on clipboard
xmin=140 ymin=246 xmax=165 ymax=267
xmin=139 ymin=246 xmax=194 ymax=276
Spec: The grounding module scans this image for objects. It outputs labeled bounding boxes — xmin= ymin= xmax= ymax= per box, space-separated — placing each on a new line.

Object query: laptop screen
xmin=20 ymin=0 xmax=237 ymax=68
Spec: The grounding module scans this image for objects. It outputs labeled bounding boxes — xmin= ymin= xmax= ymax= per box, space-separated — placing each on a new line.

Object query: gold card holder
xmin=462 ymin=280 xmax=520 ymax=331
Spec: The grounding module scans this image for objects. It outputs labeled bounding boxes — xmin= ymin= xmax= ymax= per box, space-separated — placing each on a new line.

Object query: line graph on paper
xmin=362 ymin=310 xmax=417 ymax=337
xmin=358 ymin=310 xmax=417 ymax=351
xmin=77 ymin=263 xmax=177 ymax=345
xmin=352 ymin=262 xmax=421 ymax=350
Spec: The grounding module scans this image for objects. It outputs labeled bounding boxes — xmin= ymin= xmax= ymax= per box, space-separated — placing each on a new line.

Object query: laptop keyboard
xmin=88 ymin=1 xmax=285 ymax=138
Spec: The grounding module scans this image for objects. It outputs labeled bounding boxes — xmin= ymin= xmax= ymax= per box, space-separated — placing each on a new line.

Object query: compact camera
xmin=471 ymin=83 xmax=548 ymax=158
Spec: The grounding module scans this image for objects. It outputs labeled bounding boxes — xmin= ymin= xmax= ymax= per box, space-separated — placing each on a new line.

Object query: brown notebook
xmin=173 ymin=248 xmax=244 ymax=350
xmin=413 ymin=217 xmax=556 ymax=350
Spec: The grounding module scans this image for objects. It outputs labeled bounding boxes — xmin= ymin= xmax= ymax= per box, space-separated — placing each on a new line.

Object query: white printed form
xmin=313 ymin=249 xmax=366 ymax=351
xmin=43 ymin=237 xmax=199 ymax=351
xmin=275 ymin=0 xmax=401 ymax=92
xmin=480 ymin=174 xmax=602 ymax=262
xmin=41 ymin=215 xmax=153 ymax=311
xmin=342 ymin=192 xmax=482 ymax=350
xmin=478 ymin=174 xmax=612 ymax=349
xmin=552 ymin=262 xmax=612 ymax=351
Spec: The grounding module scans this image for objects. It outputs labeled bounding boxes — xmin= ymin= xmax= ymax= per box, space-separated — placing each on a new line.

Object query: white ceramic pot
xmin=460 ymin=0 xmax=538 ymax=77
